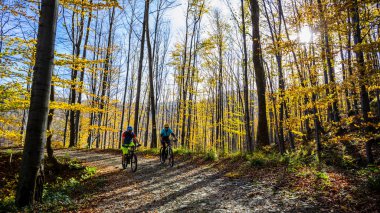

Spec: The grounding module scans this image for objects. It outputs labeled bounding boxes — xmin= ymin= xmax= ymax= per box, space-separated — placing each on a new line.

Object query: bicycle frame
xmin=125 ymin=146 xmax=136 ymax=159
xmin=122 ymin=145 xmax=138 ymax=172
xmin=160 ymin=140 xmax=174 ymax=167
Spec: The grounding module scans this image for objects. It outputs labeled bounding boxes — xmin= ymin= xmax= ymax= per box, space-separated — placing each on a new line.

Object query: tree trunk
xmin=46 ymin=84 xmax=55 ymax=159
xmin=338 ymin=31 xmax=351 ymax=114
xmin=75 ymin=1 xmax=93 ymax=146
xmin=212 ymin=10 xmax=224 ymax=153
xmin=146 ymin=0 xmax=158 ymax=148
xmin=119 ymin=0 xmax=136 ymax=148
xmin=317 ymin=0 xmax=340 ymax=122
xmin=97 ymin=6 xmax=115 ymax=145
xmin=351 ymin=0 xmax=370 ymax=121
xmin=250 ymin=0 xmax=270 ymax=148
xmin=377 ymin=90 xmax=380 ymax=118
xmin=241 ymin=0 xmax=253 ymax=153
xmin=176 ymin=2 xmax=191 ymax=141
xmin=133 ymin=0 xmax=148 ymax=134
xmin=347 ymin=10 xmax=359 ymax=114
xmin=352 ymin=1 xmax=373 ymax=164
xmin=16 ymin=0 xmax=58 ymax=207
xmin=69 ymin=4 xmax=85 ymax=147
xmin=144 ymin=97 xmax=151 ymax=147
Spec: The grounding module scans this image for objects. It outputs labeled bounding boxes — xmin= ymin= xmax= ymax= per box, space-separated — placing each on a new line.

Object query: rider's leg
xmin=121 ymin=145 xmax=128 ymax=164
xmin=160 ymin=140 xmax=164 ymax=157
xmin=165 ymin=140 xmax=170 ymax=157
xmin=162 ymin=140 xmax=167 ymax=151
xmin=161 ymin=140 xmax=167 ymax=159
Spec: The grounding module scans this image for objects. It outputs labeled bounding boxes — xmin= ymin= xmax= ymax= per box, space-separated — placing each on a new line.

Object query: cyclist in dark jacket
xmin=121 ymin=126 xmax=139 ymax=163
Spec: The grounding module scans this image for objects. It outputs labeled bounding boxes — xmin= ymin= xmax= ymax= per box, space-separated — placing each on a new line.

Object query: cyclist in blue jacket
xmin=160 ymin=123 xmax=177 ymax=151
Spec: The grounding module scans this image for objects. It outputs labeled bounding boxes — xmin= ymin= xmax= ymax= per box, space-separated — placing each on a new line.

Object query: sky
xmin=165 ymin=0 xmax=237 ymax=47
xmin=157 ymin=0 xmax=242 ymax=98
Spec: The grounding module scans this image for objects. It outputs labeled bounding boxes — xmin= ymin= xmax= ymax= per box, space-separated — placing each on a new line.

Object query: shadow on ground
xmin=54 ymin=149 xmax=319 ymax=212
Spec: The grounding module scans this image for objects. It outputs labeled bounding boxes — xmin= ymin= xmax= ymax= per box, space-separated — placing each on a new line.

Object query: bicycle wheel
xmin=122 ymin=154 xmax=127 ymax=169
xmin=168 ymin=147 xmax=174 ymax=167
xmin=131 ymin=153 xmax=137 ymax=172
xmin=160 ymin=147 xmax=165 ymax=164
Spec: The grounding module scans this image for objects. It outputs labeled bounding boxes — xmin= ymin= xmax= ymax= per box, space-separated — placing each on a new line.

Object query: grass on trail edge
xmin=0 ymin=150 xmax=97 ymax=212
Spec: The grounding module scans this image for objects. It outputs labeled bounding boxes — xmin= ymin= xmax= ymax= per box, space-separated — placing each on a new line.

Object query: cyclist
xmin=121 ymin=126 xmax=139 ymax=163
xmin=160 ymin=123 xmax=177 ymax=155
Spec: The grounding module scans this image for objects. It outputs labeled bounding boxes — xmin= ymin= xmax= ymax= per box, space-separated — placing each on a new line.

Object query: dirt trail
xmin=55 ymin=149 xmax=317 ymax=212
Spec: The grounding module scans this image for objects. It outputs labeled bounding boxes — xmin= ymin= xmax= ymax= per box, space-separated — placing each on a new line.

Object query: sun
xmin=299 ymin=26 xmax=312 ymax=43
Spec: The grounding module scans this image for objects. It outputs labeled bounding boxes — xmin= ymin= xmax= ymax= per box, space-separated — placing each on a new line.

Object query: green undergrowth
xmin=204 ymin=149 xmax=218 ymax=161
xmin=140 ymin=143 xmax=379 ymax=192
xmin=139 ymin=148 xmax=160 ymax=155
xmin=0 ymin=150 xmax=96 ymax=212
xmin=38 ymin=165 xmax=96 ymax=212
xmin=174 ymin=147 xmax=194 ymax=156
xmin=357 ymin=165 xmax=380 ymax=192
xmin=139 ymin=147 xmax=195 ymax=157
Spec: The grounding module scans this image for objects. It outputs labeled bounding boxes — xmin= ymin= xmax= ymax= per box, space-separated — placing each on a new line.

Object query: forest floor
xmin=1 ymin=147 xmax=379 ymax=212
xmin=53 ymin=149 xmax=319 ymax=212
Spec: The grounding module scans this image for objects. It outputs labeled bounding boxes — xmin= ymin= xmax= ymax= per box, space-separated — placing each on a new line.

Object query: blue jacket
xmin=160 ymin=128 xmax=173 ymax=138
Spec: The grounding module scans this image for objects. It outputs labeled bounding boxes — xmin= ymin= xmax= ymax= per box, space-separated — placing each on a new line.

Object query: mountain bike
xmin=160 ymin=140 xmax=175 ymax=167
xmin=122 ymin=145 xmax=138 ymax=172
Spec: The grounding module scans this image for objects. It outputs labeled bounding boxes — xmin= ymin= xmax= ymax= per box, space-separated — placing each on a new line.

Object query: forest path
xmin=55 ymin=149 xmax=317 ymax=213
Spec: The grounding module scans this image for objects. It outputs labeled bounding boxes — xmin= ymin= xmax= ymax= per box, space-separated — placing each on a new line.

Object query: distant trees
xmin=0 ymin=0 xmax=379 ymax=162
xmin=350 ymin=0 xmax=372 ymax=163
xmin=119 ymin=0 xmax=137 ymax=148
xmin=97 ymin=6 xmax=115 ymax=148
xmin=350 ymin=0 xmax=370 ymax=122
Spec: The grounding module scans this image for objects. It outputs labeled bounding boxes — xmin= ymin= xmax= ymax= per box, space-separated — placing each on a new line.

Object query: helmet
xmin=164 ymin=123 xmax=169 ymax=128
xmin=127 ymin=126 xmax=133 ymax=131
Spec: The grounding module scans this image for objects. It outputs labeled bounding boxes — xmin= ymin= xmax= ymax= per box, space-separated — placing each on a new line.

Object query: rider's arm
xmin=122 ymin=132 xmax=126 ymax=140
xmin=170 ymin=132 xmax=177 ymax=140
xmin=132 ymin=133 xmax=140 ymax=146
xmin=121 ymin=132 xmax=126 ymax=147
xmin=169 ymin=128 xmax=175 ymax=137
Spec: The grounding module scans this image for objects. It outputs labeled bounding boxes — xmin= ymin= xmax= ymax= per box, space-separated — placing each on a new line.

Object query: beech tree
xmin=250 ymin=0 xmax=269 ymax=148
xmin=15 ymin=0 xmax=58 ymax=207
